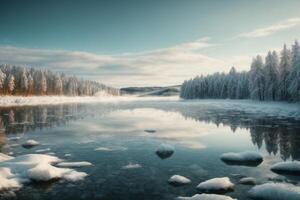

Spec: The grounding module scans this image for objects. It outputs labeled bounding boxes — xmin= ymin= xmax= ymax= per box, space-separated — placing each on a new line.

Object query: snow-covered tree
xmin=20 ymin=69 xmax=29 ymax=94
xmin=264 ymin=51 xmax=279 ymax=100
xmin=278 ymin=44 xmax=292 ymax=101
xmin=249 ymin=55 xmax=265 ymax=100
xmin=7 ymin=74 xmax=15 ymax=94
xmin=0 ymin=69 xmax=6 ymax=93
xmin=288 ymin=40 xmax=300 ymax=101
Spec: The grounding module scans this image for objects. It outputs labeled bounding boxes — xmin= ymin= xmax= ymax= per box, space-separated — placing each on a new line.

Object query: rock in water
xmin=196 ymin=177 xmax=234 ymax=194
xmin=177 ymin=194 xmax=237 ymax=200
xmin=248 ymin=183 xmax=300 ymax=200
xmin=239 ymin=177 xmax=256 ymax=185
xmin=270 ymin=161 xmax=300 ymax=176
xmin=22 ymin=140 xmax=40 ymax=149
xmin=220 ymin=151 xmax=263 ymax=167
xmin=144 ymin=129 xmax=156 ymax=133
xmin=168 ymin=175 xmax=191 ymax=186
xmin=155 ymin=143 xmax=174 ymax=159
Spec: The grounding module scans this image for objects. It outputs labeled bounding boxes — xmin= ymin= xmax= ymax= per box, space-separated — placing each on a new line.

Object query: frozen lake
xmin=0 ymin=99 xmax=299 ymax=200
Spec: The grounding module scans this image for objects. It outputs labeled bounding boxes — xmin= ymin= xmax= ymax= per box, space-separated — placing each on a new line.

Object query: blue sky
xmin=1 ymin=0 xmax=300 ymax=87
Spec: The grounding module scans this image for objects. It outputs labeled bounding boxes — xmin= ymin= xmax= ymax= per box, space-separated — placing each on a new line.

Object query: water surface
xmin=0 ymin=100 xmax=299 ymax=200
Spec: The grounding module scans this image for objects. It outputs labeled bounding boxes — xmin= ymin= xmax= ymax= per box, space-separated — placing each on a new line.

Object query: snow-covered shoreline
xmin=0 ymin=96 xmax=299 ymax=119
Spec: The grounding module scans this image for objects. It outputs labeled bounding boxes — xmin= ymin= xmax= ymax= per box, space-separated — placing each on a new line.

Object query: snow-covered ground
xmin=0 ymin=96 xmax=299 ymax=120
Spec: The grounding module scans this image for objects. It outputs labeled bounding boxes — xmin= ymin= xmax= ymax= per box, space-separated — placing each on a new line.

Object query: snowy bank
xmin=177 ymin=194 xmax=237 ymax=200
xmin=220 ymin=151 xmax=263 ymax=166
xmin=248 ymin=183 xmax=300 ymax=200
xmin=0 ymin=154 xmax=88 ymax=191
xmin=0 ymin=95 xmax=178 ymax=107
xmin=184 ymin=99 xmax=300 ymax=120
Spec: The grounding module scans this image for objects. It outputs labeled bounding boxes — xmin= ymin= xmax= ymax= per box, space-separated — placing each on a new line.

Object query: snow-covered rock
xmin=22 ymin=139 xmax=40 ymax=149
xmin=0 ymin=168 xmax=21 ymax=190
xmin=168 ymin=175 xmax=191 ymax=186
xmin=220 ymin=151 xmax=263 ymax=166
xmin=121 ymin=163 xmax=142 ymax=169
xmin=248 ymin=183 xmax=300 ymax=200
xmin=271 ymin=161 xmax=300 ymax=176
xmin=56 ymin=161 xmax=92 ymax=168
xmin=155 ymin=143 xmax=174 ymax=159
xmin=0 ymin=153 xmax=13 ymax=162
xmin=177 ymin=194 xmax=237 ymax=200
xmin=0 ymin=154 xmax=87 ymax=191
xmin=239 ymin=177 xmax=256 ymax=185
xmin=197 ymin=177 xmax=234 ymax=193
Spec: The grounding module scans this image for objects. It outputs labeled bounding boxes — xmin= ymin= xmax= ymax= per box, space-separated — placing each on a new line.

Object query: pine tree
xmin=279 ymin=44 xmax=292 ymax=101
xmin=288 ymin=40 xmax=300 ymax=101
xmin=264 ymin=51 xmax=279 ymax=100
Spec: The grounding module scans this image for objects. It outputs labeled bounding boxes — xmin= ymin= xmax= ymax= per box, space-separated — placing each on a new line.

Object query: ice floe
xmin=22 ymin=140 xmax=40 ymax=149
xmin=239 ymin=177 xmax=256 ymax=185
xmin=121 ymin=163 xmax=142 ymax=169
xmin=248 ymin=183 xmax=300 ymax=200
xmin=56 ymin=162 xmax=92 ymax=168
xmin=220 ymin=151 xmax=263 ymax=166
xmin=196 ymin=177 xmax=234 ymax=193
xmin=168 ymin=175 xmax=191 ymax=186
xmin=177 ymin=194 xmax=237 ymax=200
xmin=271 ymin=161 xmax=300 ymax=176
xmin=0 ymin=154 xmax=88 ymax=191
xmin=35 ymin=148 xmax=51 ymax=153
xmin=155 ymin=143 xmax=174 ymax=159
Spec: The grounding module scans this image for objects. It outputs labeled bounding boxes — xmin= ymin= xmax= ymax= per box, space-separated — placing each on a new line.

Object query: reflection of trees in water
xmin=176 ymin=107 xmax=300 ymax=161
xmin=0 ymin=104 xmax=87 ymax=139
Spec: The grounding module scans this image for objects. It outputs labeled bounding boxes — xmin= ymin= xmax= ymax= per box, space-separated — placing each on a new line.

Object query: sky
xmin=0 ymin=0 xmax=300 ymax=87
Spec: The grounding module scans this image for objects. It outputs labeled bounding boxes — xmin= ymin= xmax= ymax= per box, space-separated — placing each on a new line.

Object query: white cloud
xmin=237 ymin=18 xmax=300 ymax=38
xmin=0 ymin=38 xmax=233 ymax=87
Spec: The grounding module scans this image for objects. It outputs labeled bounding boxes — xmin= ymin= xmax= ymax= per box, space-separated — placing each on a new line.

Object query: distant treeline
xmin=0 ymin=65 xmax=120 ymax=96
xmin=180 ymin=41 xmax=300 ymax=101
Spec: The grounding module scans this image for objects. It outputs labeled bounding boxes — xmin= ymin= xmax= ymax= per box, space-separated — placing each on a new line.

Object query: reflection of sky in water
xmin=0 ymin=103 xmax=299 ymax=200
xmin=77 ymin=108 xmax=251 ymax=149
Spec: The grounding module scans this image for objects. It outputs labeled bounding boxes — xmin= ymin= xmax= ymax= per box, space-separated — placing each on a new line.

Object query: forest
xmin=0 ymin=65 xmax=119 ymax=96
xmin=180 ymin=41 xmax=300 ymax=102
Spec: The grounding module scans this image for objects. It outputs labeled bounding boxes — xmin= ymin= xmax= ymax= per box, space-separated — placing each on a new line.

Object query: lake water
xmin=0 ymin=99 xmax=299 ymax=200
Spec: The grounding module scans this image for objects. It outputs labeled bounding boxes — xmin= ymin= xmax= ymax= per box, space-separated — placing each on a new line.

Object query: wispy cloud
xmin=236 ymin=18 xmax=300 ymax=38
xmin=0 ymin=38 xmax=230 ymax=87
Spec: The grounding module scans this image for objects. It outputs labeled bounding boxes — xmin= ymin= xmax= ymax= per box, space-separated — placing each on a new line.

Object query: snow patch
xmin=168 ymin=175 xmax=191 ymax=186
xmin=271 ymin=161 xmax=300 ymax=176
xmin=248 ymin=183 xmax=300 ymax=200
xmin=0 ymin=154 xmax=88 ymax=191
xmin=35 ymin=148 xmax=51 ymax=153
xmin=177 ymin=194 xmax=237 ymax=200
xmin=196 ymin=177 xmax=234 ymax=193
xmin=220 ymin=151 xmax=263 ymax=166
